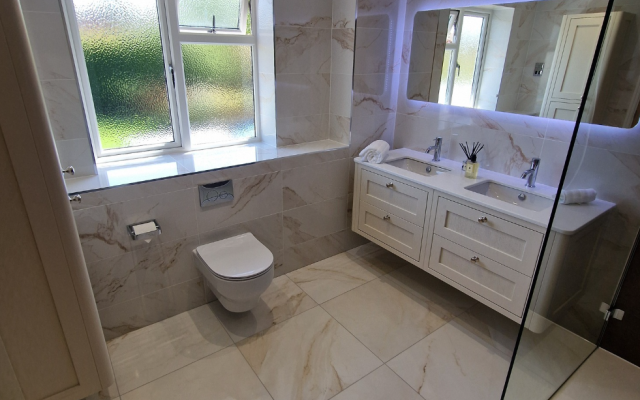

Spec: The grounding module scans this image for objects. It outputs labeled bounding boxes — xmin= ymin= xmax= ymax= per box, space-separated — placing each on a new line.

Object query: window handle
xmin=208 ymin=14 xmax=216 ymax=33
xmin=169 ymin=65 xmax=175 ymax=88
xmin=456 ymin=63 xmax=461 ymax=77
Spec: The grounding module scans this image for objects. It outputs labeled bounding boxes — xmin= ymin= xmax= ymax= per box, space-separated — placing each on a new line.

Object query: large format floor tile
xmin=287 ymin=245 xmax=405 ymax=304
xmin=236 ymin=306 xmax=382 ymax=400
xmin=210 ymin=275 xmax=317 ymax=342
xmin=120 ymin=346 xmax=272 ymax=400
xmin=387 ymin=304 xmax=519 ymax=400
xmin=322 ymin=265 xmax=476 ymax=361
xmin=331 ymin=365 xmax=423 ymax=400
xmin=108 ymin=304 xmax=233 ymax=394
xmin=551 ymin=348 xmax=640 ymax=400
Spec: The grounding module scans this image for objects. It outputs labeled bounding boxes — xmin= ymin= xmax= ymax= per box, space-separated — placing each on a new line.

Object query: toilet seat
xmin=195 ymin=233 xmax=273 ymax=281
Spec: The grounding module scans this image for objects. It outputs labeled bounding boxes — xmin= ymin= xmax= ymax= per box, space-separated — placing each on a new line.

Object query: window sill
xmin=64 ymin=140 xmax=349 ymax=195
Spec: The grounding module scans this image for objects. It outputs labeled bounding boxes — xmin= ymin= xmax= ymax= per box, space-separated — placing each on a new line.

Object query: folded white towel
xmin=359 ymin=140 xmax=390 ymax=164
xmin=559 ymin=189 xmax=597 ymax=205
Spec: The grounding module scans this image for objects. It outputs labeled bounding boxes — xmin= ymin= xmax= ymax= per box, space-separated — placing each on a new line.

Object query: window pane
xmin=73 ymin=0 xmax=174 ymax=150
xmin=440 ymin=49 xmax=453 ymax=104
xmin=451 ymin=15 xmax=484 ymax=108
xmin=182 ymin=44 xmax=256 ymax=146
xmin=179 ymin=0 xmax=242 ymax=30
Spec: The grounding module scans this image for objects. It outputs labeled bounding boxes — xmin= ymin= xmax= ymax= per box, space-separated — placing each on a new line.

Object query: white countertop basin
xmin=355 ymin=148 xmax=615 ymax=235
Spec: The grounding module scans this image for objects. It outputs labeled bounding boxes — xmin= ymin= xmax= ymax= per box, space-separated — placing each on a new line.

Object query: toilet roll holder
xmin=127 ymin=219 xmax=162 ymax=241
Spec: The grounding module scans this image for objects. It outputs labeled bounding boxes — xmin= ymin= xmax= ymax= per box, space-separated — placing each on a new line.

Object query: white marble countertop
xmin=65 ymin=140 xmax=348 ymax=194
xmin=355 ymin=148 xmax=615 ymax=235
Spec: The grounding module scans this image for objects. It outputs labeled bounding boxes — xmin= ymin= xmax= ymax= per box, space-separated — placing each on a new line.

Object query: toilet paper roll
xmin=132 ymin=221 xmax=157 ymax=236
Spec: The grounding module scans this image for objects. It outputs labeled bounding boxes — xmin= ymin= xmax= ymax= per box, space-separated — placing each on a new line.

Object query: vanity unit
xmin=352 ymin=148 xmax=614 ymax=323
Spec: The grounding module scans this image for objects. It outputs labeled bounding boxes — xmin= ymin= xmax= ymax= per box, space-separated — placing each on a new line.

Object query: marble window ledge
xmin=65 ymin=140 xmax=348 ymax=195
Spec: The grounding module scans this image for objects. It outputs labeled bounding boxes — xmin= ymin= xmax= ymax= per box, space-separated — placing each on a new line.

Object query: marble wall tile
xmin=74 ymin=203 xmax=130 ymax=264
xmin=121 ymin=189 xmax=198 ymax=248
xmin=98 ymin=298 xmax=151 ymax=341
xmin=199 ymin=213 xmax=284 ymax=255
xmin=87 ymin=253 xmax=140 ymax=310
xmin=393 ymin=113 xmax=453 ymax=154
xmin=275 ymin=27 xmax=332 ymax=74
xmin=330 ymin=74 xmax=354 ymax=118
xmin=196 ymin=172 xmax=282 ymax=232
xmin=331 ymin=29 xmax=355 ymax=75
xmin=55 ymin=138 xmax=96 ymax=178
xmin=333 ymin=0 xmax=357 ymax=29
xmin=141 ymin=279 xmax=206 ymax=325
xmin=354 ymin=28 xmax=392 ymax=74
xmin=133 ymin=235 xmax=201 ymax=295
xmin=536 ymin=140 xmax=571 ymax=187
xmin=23 ymin=11 xmax=76 ymax=80
xmin=282 ymin=158 xmax=349 ymax=209
xmin=19 ymin=0 xmax=61 ymax=13
xmin=279 ymin=147 xmax=349 ymax=170
xmin=276 ymin=115 xmax=330 ymax=146
xmin=190 ymin=159 xmax=281 ymax=186
xmin=283 ymin=196 xmax=348 ymax=248
xmin=330 ymin=115 xmax=351 ymax=144
xmin=236 ymin=306 xmax=382 ymax=400
xmin=274 ymin=0 xmax=333 ymax=28
xmin=40 ymin=79 xmax=89 ymax=141
xmin=275 ymin=73 xmax=331 ymax=119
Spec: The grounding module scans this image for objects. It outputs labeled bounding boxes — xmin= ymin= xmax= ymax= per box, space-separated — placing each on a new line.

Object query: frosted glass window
xmin=182 ymin=45 xmax=256 ymax=145
xmin=451 ymin=15 xmax=484 ymax=108
xmin=73 ymin=0 xmax=174 ymax=150
xmin=179 ymin=0 xmax=243 ymax=30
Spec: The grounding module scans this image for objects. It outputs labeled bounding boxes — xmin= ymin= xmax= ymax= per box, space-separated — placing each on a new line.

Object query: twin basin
xmin=385 ymin=157 xmax=554 ymax=212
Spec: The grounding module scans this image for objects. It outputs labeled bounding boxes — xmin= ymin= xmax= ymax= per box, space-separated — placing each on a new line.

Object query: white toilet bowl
xmin=194 ymin=233 xmax=274 ymax=312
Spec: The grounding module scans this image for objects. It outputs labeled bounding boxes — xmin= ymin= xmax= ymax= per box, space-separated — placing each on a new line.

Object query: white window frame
xmin=62 ymin=0 xmax=260 ymax=163
xmin=442 ymin=9 xmax=490 ymax=108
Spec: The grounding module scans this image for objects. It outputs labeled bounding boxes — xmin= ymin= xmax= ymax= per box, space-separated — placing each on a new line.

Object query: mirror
xmin=407 ymin=0 xmax=640 ymax=128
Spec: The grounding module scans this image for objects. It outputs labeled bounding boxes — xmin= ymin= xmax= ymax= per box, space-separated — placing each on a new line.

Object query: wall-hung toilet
xmin=194 ymin=233 xmax=274 ymax=312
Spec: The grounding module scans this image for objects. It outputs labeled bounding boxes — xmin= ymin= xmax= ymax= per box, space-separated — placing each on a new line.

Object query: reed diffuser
xmin=460 ymin=142 xmax=484 ymax=179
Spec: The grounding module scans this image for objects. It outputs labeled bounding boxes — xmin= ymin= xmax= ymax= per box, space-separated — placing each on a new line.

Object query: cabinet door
xmin=360 ymin=169 xmax=429 ymax=226
xmin=548 ymin=14 xmax=604 ymax=102
xmin=434 ymin=197 xmax=543 ymax=277
xmin=429 ymin=235 xmax=531 ymax=317
xmin=358 ymin=202 xmax=424 ymax=260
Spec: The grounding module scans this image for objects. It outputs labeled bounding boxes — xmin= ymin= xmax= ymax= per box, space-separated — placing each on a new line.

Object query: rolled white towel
xmin=559 ymin=189 xmax=597 ymax=205
xmin=359 ymin=140 xmax=390 ymax=164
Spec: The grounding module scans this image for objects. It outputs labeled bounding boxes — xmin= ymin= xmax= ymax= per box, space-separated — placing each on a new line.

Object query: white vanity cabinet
xmin=352 ymin=163 xmax=544 ymax=323
xmin=353 ymin=167 xmax=433 ymax=262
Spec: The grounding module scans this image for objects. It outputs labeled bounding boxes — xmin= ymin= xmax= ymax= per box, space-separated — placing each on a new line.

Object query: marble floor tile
xmin=551 ymin=349 xmax=640 ymax=400
xmin=387 ymin=305 xmax=519 ymax=400
xmin=322 ymin=266 xmax=476 ymax=362
xmin=236 ymin=306 xmax=382 ymax=400
xmin=331 ymin=365 xmax=423 ymax=400
xmin=120 ymin=346 xmax=272 ymax=400
xmin=286 ymin=247 xmax=402 ymax=304
xmin=210 ymin=275 xmax=317 ymax=342
xmin=108 ymin=304 xmax=233 ymax=394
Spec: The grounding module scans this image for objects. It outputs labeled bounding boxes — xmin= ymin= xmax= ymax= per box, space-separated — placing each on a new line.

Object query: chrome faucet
xmin=426 ymin=137 xmax=443 ymax=162
xmin=521 ymin=158 xmax=541 ymax=188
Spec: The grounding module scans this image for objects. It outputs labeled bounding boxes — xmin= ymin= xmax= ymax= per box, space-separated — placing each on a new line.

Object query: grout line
xmin=234 ymin=343 xmax=276 ymax=400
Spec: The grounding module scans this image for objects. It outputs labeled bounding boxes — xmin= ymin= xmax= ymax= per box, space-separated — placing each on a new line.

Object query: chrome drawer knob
xmin=69 ymin=195 xmax=82 ymax=203
xmin=383 ymin=215 xmax=391 ymax=220
xmin=471 ymin=256 xmax=480 ymax=263
xmin=478 ymin=216 xmax=488 ymax=223
xmin=386 ymin=182 xmax=394 ymax=188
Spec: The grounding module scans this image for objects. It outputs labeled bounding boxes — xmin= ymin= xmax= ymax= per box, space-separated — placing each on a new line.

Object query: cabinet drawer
xmin=434 ymin=197 xmax=543 ymax=277
xmin=358 ymin=202 xmax=423 ymax=260
xmin=429 ymin=235 xmax=531 ymax=317
xmin=360 ymin=169 xmax=428 ymax=226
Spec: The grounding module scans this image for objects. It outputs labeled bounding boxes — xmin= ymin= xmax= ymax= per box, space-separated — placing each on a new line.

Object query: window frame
xmin=62 ymin=0 xmax=260 ymax=163
xmin=441 ymin=9 xmax=490 ymax=108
